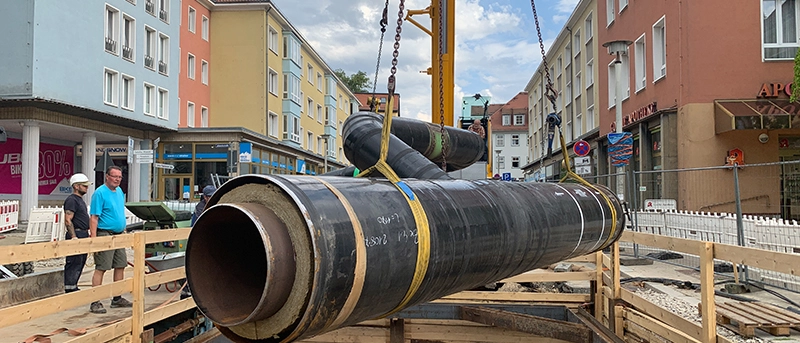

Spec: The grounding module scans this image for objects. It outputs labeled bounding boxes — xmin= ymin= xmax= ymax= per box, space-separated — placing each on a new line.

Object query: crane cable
xmin=369 ymin=0 xmax=390 ymax=112
xmin=530 ymin=0 xmax=619 ymax=242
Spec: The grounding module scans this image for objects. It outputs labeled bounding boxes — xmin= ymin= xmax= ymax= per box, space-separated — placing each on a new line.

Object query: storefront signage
xmin=239 ymin=142 xmax=252 ymax=163
xmin=757 ymin=82 xmax=793 ymax=98
xmin=610 ymin=102 xmax=658 ymax=132
xmin=76 ymin=144 xmax=129 ymax=157
xmin=0 ymin=138 xmax=74 ymax=195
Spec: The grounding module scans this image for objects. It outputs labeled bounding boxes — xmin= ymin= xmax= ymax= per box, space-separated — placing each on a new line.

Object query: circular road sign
xmin=573 ymin=140 xmax=591 ymax=156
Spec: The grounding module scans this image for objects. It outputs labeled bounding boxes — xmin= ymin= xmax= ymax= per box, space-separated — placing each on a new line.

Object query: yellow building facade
xmin=154 ymin=2 xmax=359 ymax=201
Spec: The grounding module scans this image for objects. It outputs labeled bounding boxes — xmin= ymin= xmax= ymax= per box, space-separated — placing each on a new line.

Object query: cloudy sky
xmin=275 ymin=0 xmax=579 ymax=122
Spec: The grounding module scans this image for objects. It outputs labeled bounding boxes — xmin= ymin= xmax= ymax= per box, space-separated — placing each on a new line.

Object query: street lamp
xmin=602 ymin=39 xmax=632 ymax=200
xmin=321 ymin=133 xmax=331 ymax=173
xmin=495 ymin=149 xmax=502 ymax=178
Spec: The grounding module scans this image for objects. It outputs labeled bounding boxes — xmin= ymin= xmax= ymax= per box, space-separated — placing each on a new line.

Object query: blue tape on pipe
xmin=396 ymin=181 xmax=415 ymax=200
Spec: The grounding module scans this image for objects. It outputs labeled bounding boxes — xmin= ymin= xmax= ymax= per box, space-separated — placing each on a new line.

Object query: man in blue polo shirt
xmin=88 ymin=166 xmax=132 ymax=314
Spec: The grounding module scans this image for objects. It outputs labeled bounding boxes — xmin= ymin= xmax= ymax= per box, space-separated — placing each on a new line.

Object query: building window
xmin=144 ymin=83 xmax=155 ymax=116
xmin=606 ymin=0 xmax=615 ymax=26
xmin=283 ymin=74 xmax=301 ymax=104
xmin=158 ymin=33 xmax=169 ymax=75
xmin=307 ymin=98 xmax=314 ymax=118
xmin=307 ymin=64 xmax=314 ymax=84
xmin=158 ymin=0 xmax=169 ymax=22
xmin=497 ymin=156 xmax=505 ymax=170
xmin=187 ymin=102 xmax=195 ymax=127
xmin=105 ymin=5 xmax=119 ymax=55
xmin=201 ymin=16 xmax=209 ymax=41
xmin=634 ymin=34 xmax=646 ymax=92
xmin=514 ymin=114 xmax=524 ymax=126
xmin=145 ymin=0 xmax=155 ymax=15
xmin=512 ymin=156 xmax=520 ymax=168
xmin=619 ymin=0 xmax=628 ymax=12
xmin=317 ymin=73 xmax=323 ymax=91
xmin=763 ymin=0 xmax=799 ymax=59
xmin=104 ymin=68 xmax=119 ymax=106
xmin=268 ymin=26 xmax=278 ymax=53
xmin=201 ymin=60 xmax=208 ymax=84
xmin=144 ymin=26 xmax=156 ymax=70
xmin=502 ymin=114 xmax=511 ymax=125
xmin=317 ymin=104 xmax=323 ymax=123
xmin=317 ymin=136 xmax=323 ymax=154
xmin=201 ymin=106 xmax=208 ymax=127
xmin=495 ymin=135 xmax=504 ymax=147
xmin=187 ymin=54 xmax=195 ymax=79
xmin=121 ymin=75 xmax=134 ymax=110
xmin=122 ymin=14 xmax=135 ymax=61
xmin=585 ymin=13 xmax=593 ymax=41
xmin=292 ymin=116 xmax=301 ymax=143
xmin=652 ymin=16 xmax=666 ymax=80
xmin=268 ymin=69 xmax=278 ymax=95
xmin=511 ymin=134 xmax=520 ymax=147
xmin=307 ymin=131 xmax=314 ymax=152
xmin=157 ymin=88 xmax=168 ymax=119
xmin=188 ymin=7 xmax=196 ymax=33
xmin=268 ymin=111 xmax=278 ymax=137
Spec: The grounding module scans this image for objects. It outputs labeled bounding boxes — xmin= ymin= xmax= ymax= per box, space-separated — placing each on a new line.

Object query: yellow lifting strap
xmin=357 ymin=98 xmax=431 ymax=317
xmin=555 ymin=127 xmax=619 ymax=247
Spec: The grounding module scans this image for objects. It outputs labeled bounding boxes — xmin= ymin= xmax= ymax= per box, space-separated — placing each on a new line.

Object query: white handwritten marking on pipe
xmin=364 ymin=234 xmax=389 ymax=247
xmin=377 ymin=213 xmax=400 ymax=225
xmin=398 ymin=229 xmax=418 ymax=245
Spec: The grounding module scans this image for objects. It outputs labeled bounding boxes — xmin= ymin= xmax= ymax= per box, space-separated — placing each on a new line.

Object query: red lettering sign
xmin=757 ymin=82 xmax=795 ymax=98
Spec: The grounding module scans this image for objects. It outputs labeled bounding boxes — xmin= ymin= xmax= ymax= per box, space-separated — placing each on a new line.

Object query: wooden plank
xmin=713 ymin=242 xmax=800 ymax=278
xmin=143 ymin=297 xmax=197 ymax=326
xmin=405 ymin=323 xmax=569 ymax=343
xmin=299 ymin=326 xmax=389 ymax=342
xmin=714 ymin=303 xmax=758 ymax=325
xmin=458 ymin=306 xmax=591 ymax=343
xmin=500 ymin=271 xmax=595 ymax=283
xmin=623 ymin=307 xmax=701 ymax=343
xmin=613 ymin=242 xmax=621 ymax=299
xmin=132 ymin=233 xmax=146 ymax=343
xmin=595 ymin=252 xmax=603 ymax=322
xmin=699 ymin=242 xmax=716 ymax=343
xmin=564 ymin=254 xmax=595 ymax=263
xmin=144 ymin=267 xmax=186 ymax=288
xmin=63 ymin=318 xmax=133 ymax=343
xmin=727 ymin=302 xmax=789 ymax=325
xmin=625 ymin=318 xmax=663 ymax=343
xmin=0 ymin=234 xmax=133 ymax=265
xmin=389 ymin=318 xmax=405 ymax=343
xmin=143 ymin=228 xmax=190 ymax=244
xmin=621 ymin=231 xmax=705 ymax=257
xmin=603 ymin=253 xmax=611 ymax=268
xmin=439 ymin=291 xmax=590 ymax=303
xmin=620 ymin=288 xmax=704 ymax=341
xmin=755 ymin=302 xmax=800 ymax=322
xmin=614 ymin=305 xmax=624 ymax=338
xmin=0 ymin=279 xmax=133 ymax=327
xmin=602 ymin=272 xmax=613 ymax=288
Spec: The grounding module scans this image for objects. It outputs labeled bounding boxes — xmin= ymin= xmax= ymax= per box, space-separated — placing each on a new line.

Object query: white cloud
xmin=276 ymin=0 xmax=562 ymax=123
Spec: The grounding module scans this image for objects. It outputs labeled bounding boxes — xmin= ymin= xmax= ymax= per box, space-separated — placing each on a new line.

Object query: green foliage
xmin=792 ymin=47 xmax=800 ymax=103
xmin=334 ymin=69 xmax=370 ymax=93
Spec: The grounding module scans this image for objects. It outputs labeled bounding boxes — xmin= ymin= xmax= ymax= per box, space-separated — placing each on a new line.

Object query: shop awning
xmin=715 ymin=99 xmax=800 ymax=133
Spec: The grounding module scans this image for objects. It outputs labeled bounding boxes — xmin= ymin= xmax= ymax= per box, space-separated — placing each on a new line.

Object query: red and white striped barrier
xmin=0 ymin=200 xmax=19 ymax=233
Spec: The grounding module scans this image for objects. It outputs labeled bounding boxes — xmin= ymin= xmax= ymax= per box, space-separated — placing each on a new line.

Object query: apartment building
xmin=179 ymin=0 xmax=212 ymax=128
xmin=0 ymin=0 xmax=181 ymax=219
xmin=153 ymin=1 xmax=359 ymax=200
xmin=524 ymin=0 xmax=598 ymax=183
xmin=490 ymin=92 xmax=529 ymax=180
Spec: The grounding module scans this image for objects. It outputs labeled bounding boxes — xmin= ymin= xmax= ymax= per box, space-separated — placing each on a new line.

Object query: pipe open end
xmin=186 ymin=203 xmax=296 ymax=326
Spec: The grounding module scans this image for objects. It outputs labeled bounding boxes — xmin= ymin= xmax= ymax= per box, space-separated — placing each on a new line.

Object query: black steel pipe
xmin=342 ymin=112 xmax=451 ymax=179
xmin=388 ymin=115 xmax=485 ymax=172
xmin=186 ymin=174 xmax=624 ymax=342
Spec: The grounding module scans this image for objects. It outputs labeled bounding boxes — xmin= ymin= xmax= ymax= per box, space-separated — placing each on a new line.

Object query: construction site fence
xmin=581 ymin=160 xmax=800 ymax=293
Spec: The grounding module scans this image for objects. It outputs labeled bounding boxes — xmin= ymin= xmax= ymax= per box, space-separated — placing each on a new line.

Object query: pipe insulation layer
xmin=186 ymin=174 xmax=624 ymax=342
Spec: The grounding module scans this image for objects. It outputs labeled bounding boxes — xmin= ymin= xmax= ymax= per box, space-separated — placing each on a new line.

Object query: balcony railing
xmin=104 ymin=37 xmax=117 ymax=53
xmin=144 ymin=55 xmax=154 ymax=69
xmin=282 ymin=132 xmax=301 ymax=144
xmin=122 ymin=46 xmax=133 ymax=60
xmin=159 ymin=9 xmax=168 ymax=21
xmin=145 ymin=0 xmax=154 ymax=14
xmin=158 ymin=60 xmax=168 ymax=74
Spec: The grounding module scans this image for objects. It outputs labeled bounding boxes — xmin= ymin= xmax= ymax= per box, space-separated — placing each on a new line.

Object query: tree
xmin=334 ymin=69 xmax=370 ymax=93
xmin=792 ymin=47 xmax=800 ymax=103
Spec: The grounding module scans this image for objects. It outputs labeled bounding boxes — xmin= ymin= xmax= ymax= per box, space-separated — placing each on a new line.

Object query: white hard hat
xmin=69 ymin=173 xmax=92 ymax=186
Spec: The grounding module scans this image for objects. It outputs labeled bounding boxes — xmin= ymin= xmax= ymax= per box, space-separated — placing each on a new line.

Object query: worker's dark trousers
xmin=64 ymin=229 xmax=89 ymax=293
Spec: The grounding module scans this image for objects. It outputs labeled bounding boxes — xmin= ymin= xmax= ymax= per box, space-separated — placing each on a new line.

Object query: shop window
xmin=163 ymin=143 xmax=192 ymax=159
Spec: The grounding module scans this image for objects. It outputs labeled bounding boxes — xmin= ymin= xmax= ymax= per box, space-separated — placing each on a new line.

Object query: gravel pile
xmin=633 ymin=287 xmax=767 ymax=343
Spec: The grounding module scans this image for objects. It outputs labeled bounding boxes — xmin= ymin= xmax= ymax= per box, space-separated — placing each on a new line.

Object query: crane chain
xmin=438 ymin=0 xmax=447 ymax=172
xmin=370 ymin=0 xmax=390 ymax=112
xmin=530 ymin=0 xmax=557 ymax=112
xmin=386 ymin=0 xmax=404 ymax=96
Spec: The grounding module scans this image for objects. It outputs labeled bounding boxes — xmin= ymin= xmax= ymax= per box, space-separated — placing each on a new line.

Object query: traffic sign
xmin=574 ymin=156 xmax=591 ymax=166
xmin=135 ymin=155 xmax=154 ymax=164
xmin=153 ymin=163 xmax=175 ymax=170
xmin=502 ymin=172 xmax=512 ymax=181
xmin=133 ymin=149 xmax=154 ymax=155
xmin=575 ymin=165 xmax=592 ymax=175
xmin=573 ymin=140 xmax=591 ymax=156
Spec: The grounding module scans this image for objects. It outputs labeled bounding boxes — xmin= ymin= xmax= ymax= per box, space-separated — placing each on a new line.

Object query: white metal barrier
xmin=24 ymin=207 xmax=65 ymax=244
xmin=0 ymin=200 xmax=19 ymax=233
